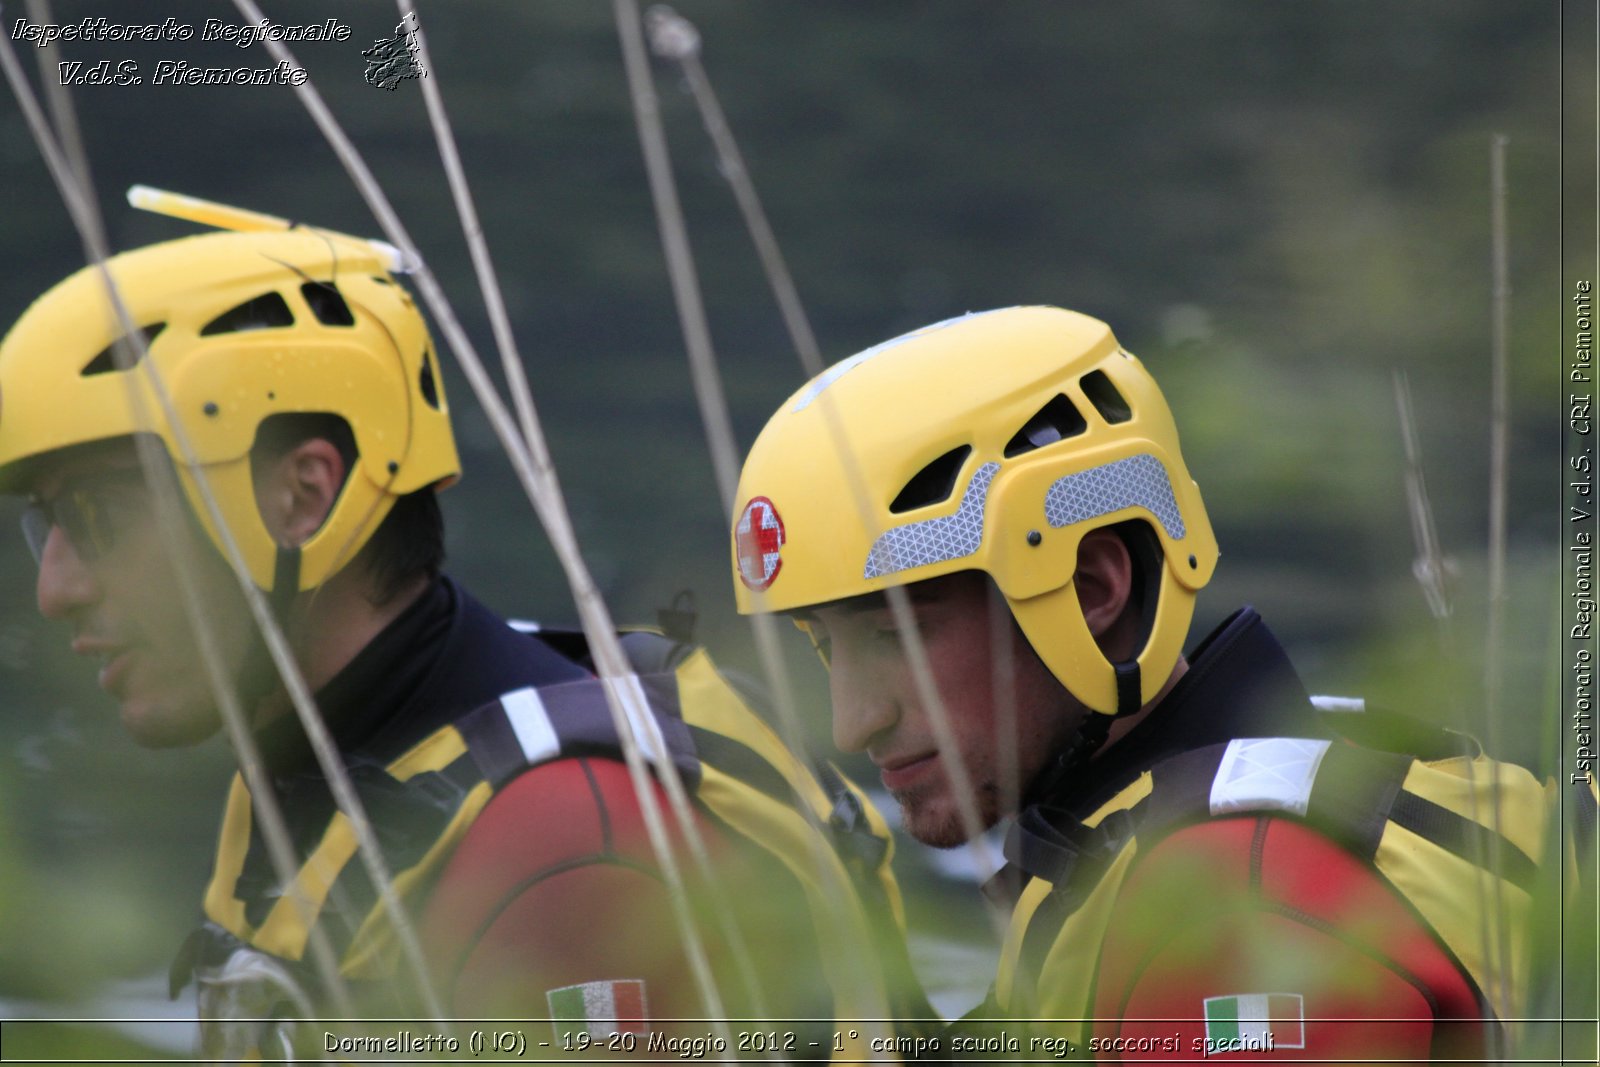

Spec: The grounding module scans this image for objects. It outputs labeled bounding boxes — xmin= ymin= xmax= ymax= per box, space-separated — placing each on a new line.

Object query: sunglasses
xmin=21 ymin=475 xmax=150 ymax=566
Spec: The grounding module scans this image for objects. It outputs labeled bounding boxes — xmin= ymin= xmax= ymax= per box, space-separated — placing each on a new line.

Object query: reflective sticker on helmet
xmin=863 ymin=462 xmax=998 ymax=579
xmin=790 ymin=309 xmax=1012 ymax=413
xmin=1043 ymin=453 xmax=1187 ymax=540
xmin=735 ymin=496 xmax=786 ymax=591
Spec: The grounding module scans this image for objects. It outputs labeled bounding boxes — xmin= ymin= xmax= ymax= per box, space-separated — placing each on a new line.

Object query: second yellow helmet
xmin=731 ymin=306 xmax=1217 ymax=716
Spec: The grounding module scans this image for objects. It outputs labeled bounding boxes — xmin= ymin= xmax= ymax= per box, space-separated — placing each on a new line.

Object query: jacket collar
xmin=987 ymin=607 xmax=1323 ymax=906
xmin=1094 ymin=605 xmax=1326 ymax=791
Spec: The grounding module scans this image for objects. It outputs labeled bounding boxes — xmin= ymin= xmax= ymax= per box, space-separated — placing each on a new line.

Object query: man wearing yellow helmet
xmin=732 ymin=306 xmax=1549 ymax=1060
xmin=2 ymin=227 xmax=929 ymax=1058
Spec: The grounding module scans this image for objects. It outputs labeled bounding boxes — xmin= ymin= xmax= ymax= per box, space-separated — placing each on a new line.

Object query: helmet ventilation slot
xmin=200 ymin=291 xmax=295 ymax=336
xmin=300 ymin=282 xmax=355 ymax=326
xmin=1004 ymin=394 xmax=1086 ymax=457
xmin=889 ymin=445 xmax=970 ymax=513
xmin=1080 ymin=370 xmax=1131 ymax=423
xmin=81 ymin=322 xmax=165 ymax=376
xmin=418 ymin=349 xmax=441 ymax=409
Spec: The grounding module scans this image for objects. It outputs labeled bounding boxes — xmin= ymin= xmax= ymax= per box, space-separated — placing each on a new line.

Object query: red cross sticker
xmin=735 ymin=496 xmax=786 ymax=591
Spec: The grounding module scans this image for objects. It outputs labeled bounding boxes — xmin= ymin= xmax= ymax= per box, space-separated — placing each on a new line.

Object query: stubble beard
xmin=896 ymin=778 xmax=1001 ymax=850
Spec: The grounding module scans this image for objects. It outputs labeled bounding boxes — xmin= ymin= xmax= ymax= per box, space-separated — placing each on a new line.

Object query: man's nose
xmin=36 ymin=523 xmax=100 ymax=620
xmin=828 ymin=645 xmax=900 ymax=754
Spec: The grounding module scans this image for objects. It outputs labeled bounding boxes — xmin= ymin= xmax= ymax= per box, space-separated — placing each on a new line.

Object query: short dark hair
xmin=252 ymin=412 xmax=444 ymax=605
xmin=362 ymin=485 xmax=444 ymax=605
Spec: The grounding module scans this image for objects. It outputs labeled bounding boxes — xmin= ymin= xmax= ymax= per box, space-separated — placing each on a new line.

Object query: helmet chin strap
xmin=235 ymin=546 xmax=302 ymax=710
xmin=1114 ymin=659 xmax=1142 ymax=718
xmin=1026 ymin=657 xmax=1141 ymax=808
xmin=270 ymin=545 xmax=301 ymax=617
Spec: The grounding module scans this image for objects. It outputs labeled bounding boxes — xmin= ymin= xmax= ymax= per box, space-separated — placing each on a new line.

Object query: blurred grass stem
xmin=238 ymin=0 xmax=751 ymax=1029
xmin=638 ymin=3 xmax=1006 ymax=917
xmin=404 ymin=0 xmax=765 ymax=1024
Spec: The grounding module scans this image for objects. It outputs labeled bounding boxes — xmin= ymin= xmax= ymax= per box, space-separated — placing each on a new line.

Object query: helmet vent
xmin=81 ymin=322 xmax=165 ymax=376
xmin=300 ymin=282 xmax=355 ymax=326
xmin=1080 ymin=370 xmax=1132 ymax=423
xmin=889 ymin=445 xmax=970 ymax=513
xmin=1004 ymin=394 xmax=1086 ymax=457
xmin=418 ymin=349 xmax=441 ymax=409
xmin=200 ymin=292 xmax=294 ymax=336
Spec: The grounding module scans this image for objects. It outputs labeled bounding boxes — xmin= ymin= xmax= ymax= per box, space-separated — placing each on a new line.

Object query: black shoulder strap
xmin=454 ymin=672 xmax=702 ymax=790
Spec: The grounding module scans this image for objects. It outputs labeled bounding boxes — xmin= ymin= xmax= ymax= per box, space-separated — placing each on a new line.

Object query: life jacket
xmin=174 ymin=629 xmax=931 ymax=1062
xmin=989 ymin=712 xmax=1557 ymax=1056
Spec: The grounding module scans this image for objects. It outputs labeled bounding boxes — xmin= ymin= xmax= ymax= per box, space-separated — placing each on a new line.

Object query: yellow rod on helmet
xmin=127 ymin=184 xmax=417 ymax=275
xmin=128 ymin=183 xmax=292 ymax=233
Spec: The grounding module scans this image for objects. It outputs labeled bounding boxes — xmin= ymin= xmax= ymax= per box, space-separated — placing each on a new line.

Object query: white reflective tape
xmin=863 ymin=463 xmax=998 ymax=579
xmin=603 ymin=673 xmax=665 ymax=767
xmin=1208 ymin=738 xmax=1332 ymax=818
xmin=1309 ymin=694 xmax=1366 ymax=713
xmin=1043 ymin=452 xmax=1185 ymax=539
xmin=500 ymin=686 xmax=561 ymax=765
xmin=791 ymin=309 xmax=1007 ymax=412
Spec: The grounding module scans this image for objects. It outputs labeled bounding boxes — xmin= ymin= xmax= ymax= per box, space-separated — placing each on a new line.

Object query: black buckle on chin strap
xmin=271 ymin=546 xmax=301 ymax=617
xmin=1114 ymin=660 xmax=1141 ymax=717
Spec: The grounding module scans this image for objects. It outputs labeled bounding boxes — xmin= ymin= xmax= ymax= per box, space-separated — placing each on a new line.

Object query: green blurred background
xmin=0 ymin=0 xmax=1579 ymax=1050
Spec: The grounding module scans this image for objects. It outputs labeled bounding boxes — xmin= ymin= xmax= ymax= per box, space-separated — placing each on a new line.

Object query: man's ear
xmin=1074 ymin=528 xmax=1134 ymax=646
xmin=254 ymin=438 xmax=347 ymax=548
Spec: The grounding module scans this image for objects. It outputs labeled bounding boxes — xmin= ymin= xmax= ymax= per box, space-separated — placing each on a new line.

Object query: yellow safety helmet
xmin=731 ymin=306 xmax=1217 ymax=716
xmin=0 ymin=228 xmax=459 ymax=595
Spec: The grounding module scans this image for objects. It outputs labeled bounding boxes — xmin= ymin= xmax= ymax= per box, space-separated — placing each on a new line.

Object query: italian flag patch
xmin=547 ymin=979 xmax=649 ymax=1040
xmin=1202 ymin=992 xmax=1305 ymax=1049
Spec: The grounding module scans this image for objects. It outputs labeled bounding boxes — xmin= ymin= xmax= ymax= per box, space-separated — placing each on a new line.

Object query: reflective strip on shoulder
xmin=456 ymin=672 xmax=701 ymax=790
xmin=604 ymin=672 xmax=671 ymax=768
xmin=1209 ymin=738 xmax=1333 ymax=818
xmin=500 ymin=686 xmax=561 ymax=765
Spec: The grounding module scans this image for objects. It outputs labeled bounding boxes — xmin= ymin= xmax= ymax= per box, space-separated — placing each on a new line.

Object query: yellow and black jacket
xmin=174 ymin=579 xmax=931 ymax=1061
xmin=966 ymin=608 xmax=1558 ymax=1059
